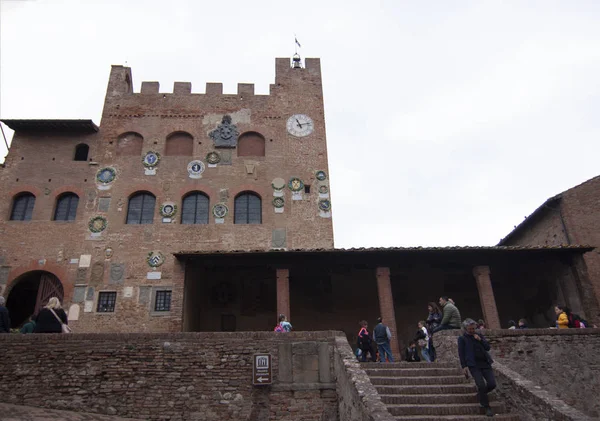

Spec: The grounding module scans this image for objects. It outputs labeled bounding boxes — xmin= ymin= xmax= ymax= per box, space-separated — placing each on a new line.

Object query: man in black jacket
xmin=458 ymin=318 xmax=496 ymax=417
xmin=0 ymin=296 xmax=10 ymax=333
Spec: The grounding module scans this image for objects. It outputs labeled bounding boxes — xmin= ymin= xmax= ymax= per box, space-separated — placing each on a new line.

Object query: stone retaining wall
xmin=433 ymin=328 xmax=600 ymax=419
xmin=0 ymin=332 xmax=343 ymax=421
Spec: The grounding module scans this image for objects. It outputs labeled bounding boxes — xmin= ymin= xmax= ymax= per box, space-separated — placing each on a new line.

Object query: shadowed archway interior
xmin=6 ymin=271 xmax=64 ymax=328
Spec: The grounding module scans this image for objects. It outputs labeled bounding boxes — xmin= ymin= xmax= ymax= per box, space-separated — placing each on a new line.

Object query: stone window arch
xmin=117 ymin=132 xmax=144 ymax=156
xmin=181 ymin=191 xmax=210 ymax=224
xmin=126 ymin=192 xmax=156 ymax=224
xmin=74 ymin=143 xmax=89 ymax=161
xmin=54 ymin=193 xmax=79 ymax=221
xmin=237 ymin=132 xmax=265 ymax=157
xmin=165 ymin=131 xmax=194 ymax=156
xmin=234 ymin=191 xmax=261 ymax=224
xmin=10 ymin=192 xmax=36 ymax=221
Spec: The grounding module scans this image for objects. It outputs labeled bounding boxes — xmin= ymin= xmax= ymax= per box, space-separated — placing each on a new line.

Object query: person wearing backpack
xmin=374 ymin=317 xmax=394 ymax=363
xmin=357 ymin=320 xmax=376 ymax=362
xmin=274 ymin=314 xmax=292 ymax=332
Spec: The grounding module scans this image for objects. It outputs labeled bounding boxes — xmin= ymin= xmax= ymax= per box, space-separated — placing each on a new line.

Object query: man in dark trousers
xmin=0 ymin=296 xmax=11 ymax=333
xmin=374 ymin=317 xmax=394 ymax=362
xmin=458 ymin=318 xmax=496 ymax=417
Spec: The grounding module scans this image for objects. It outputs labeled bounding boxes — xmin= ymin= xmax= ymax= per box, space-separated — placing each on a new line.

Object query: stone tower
xmin=0 ymin=57 xmax=334 ymax=332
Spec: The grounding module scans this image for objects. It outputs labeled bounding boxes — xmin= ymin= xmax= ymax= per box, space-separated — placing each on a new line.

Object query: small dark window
xmin=54 ymin=193 xmax=79 ymax=221
xmin=155 ymin=290 xmax=172 ymax=312
xmin=97 ymin=292 xmax=117 ymax=312
xmin=74 ymin=144 xmax=89 ymax=161
xmin=126 ymin=192 xmax=156 ymax=224
xmin=181 ymin=192 xmax=209 ymax=224
xmin=304 ymin=185 xmax=311 ymax=194
xmin=10 ymin=193 xmax=35 ymax=221
xmin=234 ymin=192 xmax=261 ymax=224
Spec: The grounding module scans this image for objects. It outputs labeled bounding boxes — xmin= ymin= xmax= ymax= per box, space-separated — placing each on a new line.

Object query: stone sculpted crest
xmin=210 ymin=115 xmax=239 ymax=148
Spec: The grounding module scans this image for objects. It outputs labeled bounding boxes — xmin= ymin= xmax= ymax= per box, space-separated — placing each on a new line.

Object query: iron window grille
xmin=181 ymin=192 xmax=209 ymax=224
xmin=234 ymin=192 xmax=262 ymax=224
xmin=155 ymin=290 xmax=172 ymax=312
xmin=126 ymin=192 xmax=156 ymax=224
xmin=10 ymin=193 xmax=35 ymax=221
xmin=54 ymin=193 xmax=79 ymax=221
xmin=97 ymin=291 xmax=117 ymax=312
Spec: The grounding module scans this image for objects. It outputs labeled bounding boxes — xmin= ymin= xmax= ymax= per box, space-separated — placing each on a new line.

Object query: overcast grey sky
xmin=1 ymin=0 xmax=599 ymax=248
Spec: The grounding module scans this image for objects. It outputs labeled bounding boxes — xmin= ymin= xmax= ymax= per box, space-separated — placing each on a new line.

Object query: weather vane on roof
xmin=293 ymin=35 xmax=302 ymax=68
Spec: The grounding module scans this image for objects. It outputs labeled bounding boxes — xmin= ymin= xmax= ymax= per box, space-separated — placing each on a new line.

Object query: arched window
xmin=181 ymin=192 xmax=209 ymax=224
xmin=117 ymin=132 xmax=143 ymax=156
xmin=165 ymin=132 xmax=193 ymax=156
xmin=126 ymin=192 xmax=156 ymax=224
xmin=74 ymin=144 xmax=89 ymax=161
xmin=234 ymin=192 xmax=261 ymax=224
xmin=10 ymin=193 xmax=35 ymax=221
xmin=237 ymin=132 xmax=265 ymax=157
xmin=54 ymin=193 xmax=79 ymax=221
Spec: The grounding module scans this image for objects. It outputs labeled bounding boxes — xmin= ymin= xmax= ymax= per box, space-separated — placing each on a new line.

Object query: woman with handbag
xmin=34 ymin=297 xmax=71 ymax=333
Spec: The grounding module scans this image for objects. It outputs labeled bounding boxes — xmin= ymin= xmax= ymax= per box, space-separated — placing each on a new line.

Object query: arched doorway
xmin=6 ymin=271 xmax=64 ymax=328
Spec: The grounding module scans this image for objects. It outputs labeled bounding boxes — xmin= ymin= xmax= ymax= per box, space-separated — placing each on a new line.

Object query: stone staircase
xmin=364 ymin=362 xmax=521 ymax=420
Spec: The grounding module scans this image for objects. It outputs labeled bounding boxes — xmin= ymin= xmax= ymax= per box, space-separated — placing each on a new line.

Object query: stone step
xmin=395 ymin=415 xmax=521 ymax=421
xmin=381 ymin=393 xmax=496 ymax=405
xmin=362 ymin=362 xmax=457 ymax=369
xmin=366 ymin=368 xmax=462 ymax=377
xmin=376 ymin=384 xmax=477 ymax=395
xmin=369 ymin=375 xmax=469 ymax=386
xmin=387 ymin=402 xmax=506 ymax=417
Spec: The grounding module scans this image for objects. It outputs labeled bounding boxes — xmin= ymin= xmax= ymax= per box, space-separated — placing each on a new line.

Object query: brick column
xmin=472 ymin=266 xmax=501 ymax=329
xmin=276 ymin=268 xmax=290 ymax=320
xmin=376 ymin=267 xmax=400 ymax=359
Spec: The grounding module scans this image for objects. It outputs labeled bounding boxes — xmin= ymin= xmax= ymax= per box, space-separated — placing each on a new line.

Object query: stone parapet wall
xmin=433 ymin=328 xmax=600 ymax=419
xmin=333 ymin=337 xmax=395 ymax=421
xmin=0 ymin=332 xmax=343 ymax=421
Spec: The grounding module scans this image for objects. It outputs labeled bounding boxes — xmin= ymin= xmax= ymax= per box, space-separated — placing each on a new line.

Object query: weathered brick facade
xmin=0 ymin=58 xmax=333 ymax=332
xmin=499 ymin=176 xmax=600 ymax=324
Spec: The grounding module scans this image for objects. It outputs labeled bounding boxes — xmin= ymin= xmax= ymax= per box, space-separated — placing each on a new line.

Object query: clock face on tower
xmin=286 ymin=114 xmax=314 ymax=137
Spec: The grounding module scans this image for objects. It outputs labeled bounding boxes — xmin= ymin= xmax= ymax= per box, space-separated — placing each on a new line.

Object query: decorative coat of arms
xmin=147 ymin=251 xmax=165 ymax=268
xmin=206 ymin=151 xmax=221 ymax=165
xmin=209 ymin=115 xmax=239 ymax=148
xmin=160 ymin=202 xmax=177 ymax=218
xmin=315 ymin=170 xmax=327 ymax=181
xmin=142 ymin=151 xmax=160 ymax=168
xmin=273 ymin=197 xmax=285 ymax=208
xmin=96 ymin=167 xmax=116 ymax=184
xmin=213 ymin=203 xmax=229 ymax=219
xmin=187 ymin=160 xmax=205 ymax=179
xmin=318 ymin=199 xmax=331 ymax=212
xmin=89 ymin=216 xmax=108 ymax=233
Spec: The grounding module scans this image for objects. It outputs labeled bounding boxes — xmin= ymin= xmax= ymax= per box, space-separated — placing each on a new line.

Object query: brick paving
xmin=0 ymin=404 xmax=142 ymax=421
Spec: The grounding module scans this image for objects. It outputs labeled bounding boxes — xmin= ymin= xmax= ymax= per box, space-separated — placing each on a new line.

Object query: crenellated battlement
xmin=106 ymin=57 xmax=322 ymax=100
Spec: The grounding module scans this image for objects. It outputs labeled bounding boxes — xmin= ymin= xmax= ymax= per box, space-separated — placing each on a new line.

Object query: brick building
xmin=499 ymin=175 xmax=600 ymax=324
xmin=0 ymin=57 xmax=597 ymax=356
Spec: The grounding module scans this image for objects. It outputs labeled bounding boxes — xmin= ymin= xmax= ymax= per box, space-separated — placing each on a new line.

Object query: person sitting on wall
xmin=20 ymin=315 xmax=36 ymax=334
xmin=518 ymin=319 xmax=528 ymax=329
xmin=357 ymin=320 xmax=377 ymax=362
xmin=477 ymin=319 xmax=486 ymax=330
xmin=554 ymin=305 xmax=570 ymax=329
xmin=433 ymin=296 xmax=462 ymax=333
xmin=458 ymin=318 xmax=496 ymax=418
xmin=404 ymin=341 xmax=421 ymax=362
xmin=508 ymin=320 xmax=517 ymax=329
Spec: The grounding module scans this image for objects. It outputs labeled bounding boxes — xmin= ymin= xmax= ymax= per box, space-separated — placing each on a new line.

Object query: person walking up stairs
xmin=364 ymin=361 xmax=521 ymax=420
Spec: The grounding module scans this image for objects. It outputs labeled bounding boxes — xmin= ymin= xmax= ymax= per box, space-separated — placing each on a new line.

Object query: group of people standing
xmin=356 ymin=317 xmax=395 ymax=363
xmin=0 ymin=296 xmax=69 ymax=334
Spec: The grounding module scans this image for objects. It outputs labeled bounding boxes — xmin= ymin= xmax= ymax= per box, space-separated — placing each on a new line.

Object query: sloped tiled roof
xmin=175 ymin=244 xmax=593 ymax=257
xmin=1 ymin=119 xmax=99 ymax=133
